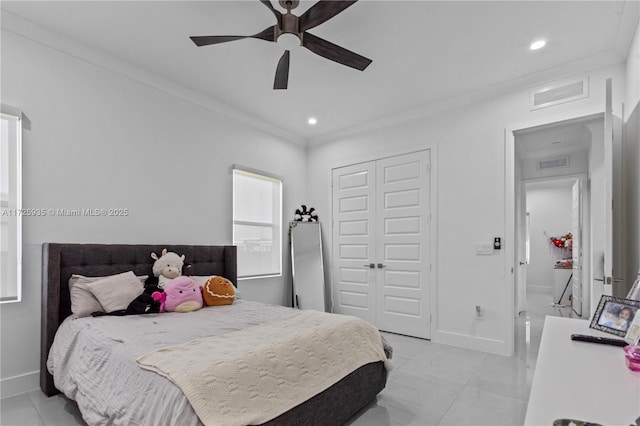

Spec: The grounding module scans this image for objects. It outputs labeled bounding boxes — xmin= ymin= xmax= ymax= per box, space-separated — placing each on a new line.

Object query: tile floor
xmin=1 ymin=290 xmax=581 ymax=426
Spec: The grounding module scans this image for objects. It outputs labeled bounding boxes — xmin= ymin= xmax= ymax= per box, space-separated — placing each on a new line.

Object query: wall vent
xmin=537 ymin=156 xmax=570 ymax=170
xmin=530 ymin=76 xmax=589 ymax=110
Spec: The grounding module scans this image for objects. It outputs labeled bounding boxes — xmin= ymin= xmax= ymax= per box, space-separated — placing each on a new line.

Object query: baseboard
xmin=432 ymin=330 xmax=508 ymax=356
xmin=527 ymin=286 xmax=553 ymax=294
xmin=0 ymin=371 xmax=39 ymax=398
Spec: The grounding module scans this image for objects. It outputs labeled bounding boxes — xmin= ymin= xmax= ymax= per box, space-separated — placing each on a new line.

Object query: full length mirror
xmin=290 ymin=221 xmax=326 ymax=312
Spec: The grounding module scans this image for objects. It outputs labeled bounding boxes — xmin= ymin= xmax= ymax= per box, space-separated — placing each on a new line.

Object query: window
xmin=232 ymin=166 xmax=282 ymax=278
xmin=1 ymin=105 xmax=23 ymax=303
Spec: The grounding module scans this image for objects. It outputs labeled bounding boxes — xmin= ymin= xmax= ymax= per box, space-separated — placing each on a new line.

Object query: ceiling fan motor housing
xmin=279 ymin=10 xmax=301 ymax=41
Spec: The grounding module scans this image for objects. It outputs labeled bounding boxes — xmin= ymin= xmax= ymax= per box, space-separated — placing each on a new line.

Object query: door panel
xmin=571 ymin=179 xmax=582 ymax=316
xmin=332 ymin=150 xmax=431 ymax=339
xmin=375 ymin=151 xmax=431 ymax=338
xmin=332 ymin=162 xmax=376 ymax=324
xmin=591 ymin=79 xmax=615 ymax=315
xmin=603 ymin=78 xmax=614 ymax=296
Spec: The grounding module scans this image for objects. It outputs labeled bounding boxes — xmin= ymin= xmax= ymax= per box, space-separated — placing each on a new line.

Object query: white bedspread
xmin=137 ymin=310 xmax=389 ymax=426
xmin=48 ymin=300 xmax=297 ymax=425
xmin=47 ymin=300 xmax=389 ymax=426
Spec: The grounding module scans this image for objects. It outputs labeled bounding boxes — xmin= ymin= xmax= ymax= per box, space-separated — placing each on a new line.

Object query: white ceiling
xmin=2 ymin=1 xmax=639 ymax=144
xmin=515 ymin=115 xmax=601 ymax=160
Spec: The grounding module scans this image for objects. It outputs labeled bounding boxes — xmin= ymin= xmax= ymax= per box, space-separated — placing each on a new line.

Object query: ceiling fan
xmin=189 ymin=0 xmax=372 ymax=90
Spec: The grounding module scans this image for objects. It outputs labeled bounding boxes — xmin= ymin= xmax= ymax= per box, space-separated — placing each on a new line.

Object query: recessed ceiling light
xmin=307 ymin=117 xmax=317 ymax=125
xmin=530 ymin=40 xmax=546 ymax=50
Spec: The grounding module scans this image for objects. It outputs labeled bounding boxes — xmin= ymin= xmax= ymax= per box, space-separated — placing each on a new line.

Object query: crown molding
xmin=306 ymin=50 xmax=625 ymax=147
xmin=1 ymin=10 xmax=306 ymax=146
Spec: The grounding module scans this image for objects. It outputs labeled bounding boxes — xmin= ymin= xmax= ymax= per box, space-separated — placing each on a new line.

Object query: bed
xmin=40 ymin=243 xmax=389 ymax=425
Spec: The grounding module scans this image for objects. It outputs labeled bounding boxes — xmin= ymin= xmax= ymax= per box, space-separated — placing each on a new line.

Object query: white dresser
xmin=525 ymin=316 xmax=640 ymax=426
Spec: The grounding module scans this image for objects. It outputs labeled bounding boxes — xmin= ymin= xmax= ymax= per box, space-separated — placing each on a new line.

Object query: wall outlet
xmin=475 ymin=244 xmax=494 ymax=255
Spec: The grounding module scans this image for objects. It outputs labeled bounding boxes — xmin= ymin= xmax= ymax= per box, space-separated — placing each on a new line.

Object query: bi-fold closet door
xmin=331 ymin=150 xmax=432 ymax=339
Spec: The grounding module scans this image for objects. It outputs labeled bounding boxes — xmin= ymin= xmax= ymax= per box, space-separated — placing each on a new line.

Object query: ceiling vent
xmin=530 ymin=76 xmax=589 ymax=110
xmin=538 ymin=156 xmax=570 ymax=170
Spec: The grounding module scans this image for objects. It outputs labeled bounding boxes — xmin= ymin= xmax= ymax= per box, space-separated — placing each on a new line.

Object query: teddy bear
xmin=202 ymin=276 xmax=236 ymax=306
xmin=152 ymin=276 xmax=203 ymax=313
xmin=146 ymin=249 xmax=186 ymax=291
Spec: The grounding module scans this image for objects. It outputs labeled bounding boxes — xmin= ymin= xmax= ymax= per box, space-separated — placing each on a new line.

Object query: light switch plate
xmin=475 ymin=244 xmax=494 ymax=255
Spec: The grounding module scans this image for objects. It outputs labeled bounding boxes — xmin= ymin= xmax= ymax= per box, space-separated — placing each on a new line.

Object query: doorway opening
xmin=511 ymin=113 xmax=606 ymax=357
xmin=522 ymin=177 xmax=585 ymax=318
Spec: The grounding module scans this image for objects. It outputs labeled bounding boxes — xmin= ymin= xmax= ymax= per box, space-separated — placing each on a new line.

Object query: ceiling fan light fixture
xmin=307 ymin=117 xmax=318 ymax=125
xmin=277 ymin=32 xmax=301 ymax=50
xmin=530 ymin=39 xmax=546 ymax=50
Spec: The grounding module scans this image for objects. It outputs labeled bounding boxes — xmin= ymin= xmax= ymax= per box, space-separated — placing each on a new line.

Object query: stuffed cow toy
xmin=152 ymin=276 xmax=203 ymax=313
xmin=151 ymin=249 xmax=185 ymax=290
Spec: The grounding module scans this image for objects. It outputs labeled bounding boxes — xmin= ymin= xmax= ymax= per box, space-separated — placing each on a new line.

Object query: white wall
xmin=525 ymin=184 xmax=573 ymax=293
xmin=0 ymin=29 xmax=306 ymax=396
xmin=626 ymin=22 xmax=640 ymax=110
xmin=307 ymin=63 xmax=626 ymax=355
xmin=624 ymin=21 xmax=640 ymax=291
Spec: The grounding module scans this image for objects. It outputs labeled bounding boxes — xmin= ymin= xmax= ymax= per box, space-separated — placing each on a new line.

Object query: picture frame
xmin=590 ymin=295 xmax=640 ymax=337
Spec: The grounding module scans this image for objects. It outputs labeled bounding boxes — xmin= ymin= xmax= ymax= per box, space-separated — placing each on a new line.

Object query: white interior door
xmin=516 ymin=182 xmax=528 ymax=315
xmin=375 ymin=151 xmax=431 ymax=338
xmin=332 ymin=162 xmax=376 ymax=324
xmin=591 ymin=78 xmax=616 ymax=314
xmin=332 ymin=150 xmax=432 ymax=339
xmin=571 ymin=179 xmax=582 ymax=316
xmin=603 ymin=78 xmax=614 ymax=297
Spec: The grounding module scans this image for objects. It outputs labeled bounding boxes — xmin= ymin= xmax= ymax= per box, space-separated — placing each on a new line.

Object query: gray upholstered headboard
xmin=40 ymin=243 xmax=237 ymax=396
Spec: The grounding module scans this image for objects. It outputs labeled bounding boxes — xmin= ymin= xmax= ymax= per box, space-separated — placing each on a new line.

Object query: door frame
xmin=329 ymin=146 xmax=438 ymax=339
xmin=505 ymin=106 xmax=604 ymax=355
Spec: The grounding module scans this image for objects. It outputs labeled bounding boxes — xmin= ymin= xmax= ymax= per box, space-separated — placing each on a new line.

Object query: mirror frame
xmin=290 ymin=221 xmax=326 ymax=311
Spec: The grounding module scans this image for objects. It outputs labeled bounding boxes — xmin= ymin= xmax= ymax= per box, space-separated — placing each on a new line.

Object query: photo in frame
xmin=590 ymin=295 xmax=640 ymax=337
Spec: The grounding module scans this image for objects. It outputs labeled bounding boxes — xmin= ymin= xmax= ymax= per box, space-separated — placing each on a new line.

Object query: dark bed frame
xmin=41 ymin=243 xmax=386 ymax=426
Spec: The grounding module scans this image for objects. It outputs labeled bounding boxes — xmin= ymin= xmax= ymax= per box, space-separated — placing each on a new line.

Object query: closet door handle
xmin=377 ymin=263 xmax=386 ymax=269
xmin=363 ymin=263 xmax=375 ymax=269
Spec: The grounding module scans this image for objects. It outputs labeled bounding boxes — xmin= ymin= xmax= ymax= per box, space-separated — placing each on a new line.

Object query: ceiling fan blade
xmin=299 ymin=0 xmax=358 ymax=31
xmin=190 ymin=35 xmax=249 ymax=46
xmin=259 ymin=0 xmax=283 ymax=26
xmin=190 ymin=26 xmax=277 ymax=47
xmin=302 ymin=31 xmax=372 ymax=71
xmin=273 ymin=50 xmax=290 ymax=90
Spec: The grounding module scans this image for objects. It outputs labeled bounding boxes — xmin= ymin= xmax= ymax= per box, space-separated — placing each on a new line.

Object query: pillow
xmin=86 ymin=271 xmax=144 ymax=313
xmin=191 ymin=275 xmax=241 ymax=299
xmin=69 ymin=277 xmax=105 ymax=318
xmin=69 ymin=273 xmax=148 ymax=317
xmin=202 ymin=276 xmax=235 ymax=306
